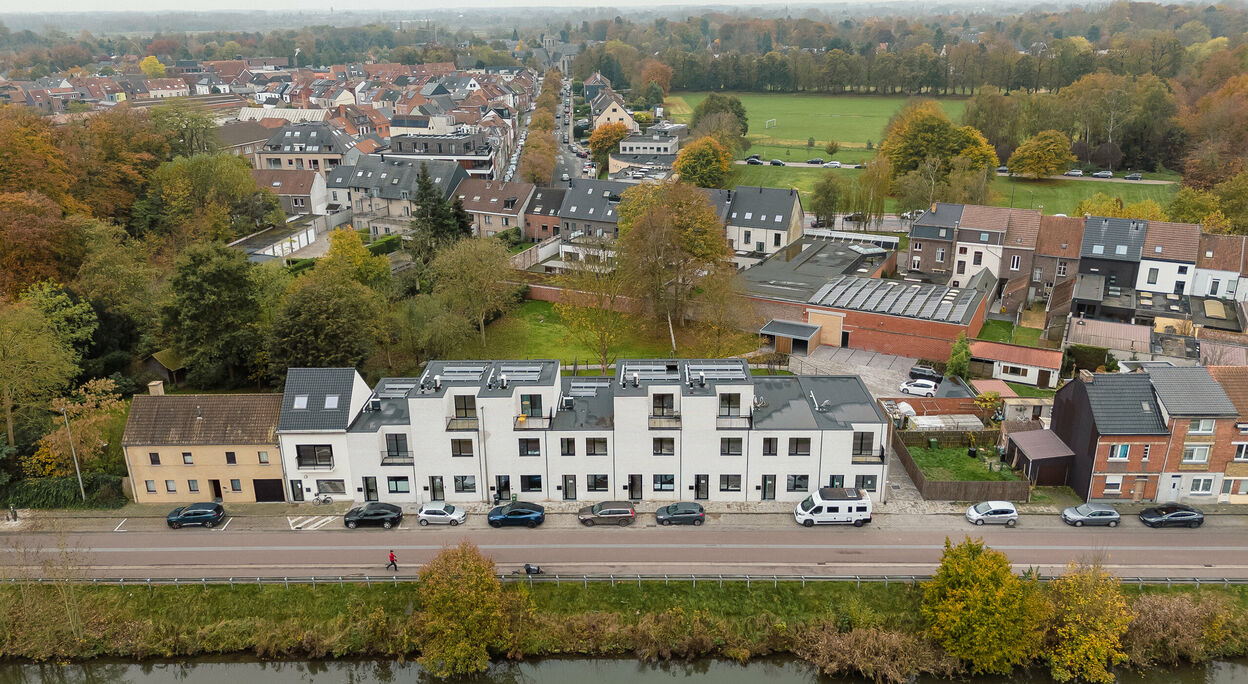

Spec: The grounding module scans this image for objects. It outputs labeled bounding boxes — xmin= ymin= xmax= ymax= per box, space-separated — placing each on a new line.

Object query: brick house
xmin=1148 ymin=366 xmax=1239 ymax=502
xmin=524 ymin=188 xmax=566 ymax=241
xmin=1031 ymin=215 xmax=1083 ymax=299
xmin=1208 ymin=366 xmax=1248 ymax=502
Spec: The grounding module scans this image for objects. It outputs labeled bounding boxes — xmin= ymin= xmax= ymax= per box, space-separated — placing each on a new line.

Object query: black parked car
xmin=344 ymin=502 xmax=403 ymax=529
xmin=746 ymin=158 xmax=763 ymax=165
xmin=908 ymin=365 xmax=944 ymax=384
xmin=656 ymin=502 xmax=705 ymax=526
xmin=1139 ymin=503 xmax=1204 ymax=528
xmin=769 ymin=159 xmax=786 ymax=166
xmin=806 ymin=157 xmax=824 ymax=165
xmin=167 ymin=502 xmax=225 ymax=529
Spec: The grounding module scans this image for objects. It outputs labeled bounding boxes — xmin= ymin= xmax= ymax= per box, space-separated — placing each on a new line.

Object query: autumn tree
xmin=823 ymin=140 xmax=840 ymax=157
xmin=25 ymin=378 xmax=124 ymax=478
xmin=529 ymin=110 xmax=555 ymax=133
xmin=673 ymin=136 xmax=733 ymax=188
xmin=690 ymin=92 xmax=749 ymax=136
xmin=417 ymin=543 xmax=515 ymax=677
xmin=1044 ymin=562 xmax=1131 ymax=684
xmin=318 ymin=228 xmax=392 ymax=291
xmin=71 ymin=223 xmax=159 ymax=324
xmin=0 ymin=108 xmax=81 ymax=213
xmin=519 ymin=129 xmax=556 ymax=185
xmin=431 ymin=238 xmax=517 ymax=347
xmin=880 ymin=99 xmax=998 ymax=178
xmin=810 ymin=172 xmax=849 ymax=225
xmin=139 ymin=55 xmax=166 ymax=77
xmin=20 ymin=281 xmax=98 ymax=365
xmin=1074 ymin=192 xmax=1168 ymax=221
xmin=922 ymin=537 xmax=1049 ymax=675
xmin=0 ymin=192 xmax=84 ymax=298
xmin=1166 ymin=186 xmax=1221 ymax=224
xmin=150 ymin=100 xmax=218 ymax=158
xmin=269 ymin=267 xmax=382 ymax=373
xmin=691 ymin=111 xmax=750 ymax=154
xmin=588 ymin=121 xmax=630 ymax=171
xmin=554 ymin=237 xmax=629 ymax=371
xmin=847 ymin=157 xmax=891 ymax=227
xmin=62 ymin=108 xmax=170 ymax=223
xmin=638 ymin=58 xmax=673 ymax=95
xmin=694 ymin=265 xmax=749 ymax=357
xmin=1008 ymin=130 xmax=1077 ymax=178
xmin=0 ymin=301 xmax=76 ymax=447
xmin=382 ymin=295 xmax=475 ymax=372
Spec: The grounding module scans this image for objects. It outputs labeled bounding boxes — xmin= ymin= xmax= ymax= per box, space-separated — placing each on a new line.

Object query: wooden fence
xmin=892 ymin=431 xmax=1032 ymax=502
xmin=900 ymin=430 xmax=1000 ymax=448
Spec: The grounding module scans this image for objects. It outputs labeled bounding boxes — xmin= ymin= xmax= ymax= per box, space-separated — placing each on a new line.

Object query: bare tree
xmin=554 ymin=238 xmax=629 ymax=372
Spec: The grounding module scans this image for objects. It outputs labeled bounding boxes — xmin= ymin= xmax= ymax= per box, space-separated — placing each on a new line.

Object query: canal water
xmin=2 ymin=657 xmax=1245 ymax=683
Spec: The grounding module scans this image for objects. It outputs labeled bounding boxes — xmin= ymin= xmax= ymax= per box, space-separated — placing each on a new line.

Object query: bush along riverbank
xmin=1 ymin=540 xmax=1247 ymax=683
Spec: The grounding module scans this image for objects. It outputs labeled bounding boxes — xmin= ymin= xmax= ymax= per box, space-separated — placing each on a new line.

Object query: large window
xmin=1106 ymin=444 xmax=1129 ymax=461
xmin=521 ymin=475 xmax=543 ymax=492
xmin=786 ymin=474 xmax=809 ymax=492
xmin=1182 ymin=445 xmax=1210 ymax=464
xmin=385 ymin=433 xmax=408 ymax=456
xmin=587 ymin=474 xmax=609 ymax=491
xmin=388 ymin=477 xmax=411 ymax=493
xmin=518 ymin=439 xmax=541 ymax=457
xmin=454 ymin=395 xmax=477 ymax=418
xmin=1191 ymin=477 xmax=1213 ymax=494
xmin=720 ymin=437 xmax=742 ymax=456
xmin=852 ymin=432 xmax=874 ymax=456
xmin=1103 ymin=475 xmax=1122 ymax=493
xmin=296 ymin=445 xmax=334 ymax=469
xmin=652 ymin=393 xmax=675 ymax=416
xmin=1190 ymin=419 xmax=1215 ymax=435
xmin=720 ymin=474 xmax=742 ymax=492
xmin=653 ymin=438 xmax=674 ymax=455
xmin=453 ymin=475 xmax=476 ymax=493
xmin=653 ymin=474 xmax=675 ymax=491
xmin=854 ymin=474 xmax=878 ymax=492
xmin=718 ymin=393 xmax=741 ymax=416
xmin=586 ymin=438 xmax=607 ymax=455
xmin=451 ymin=439 xmax=473 ymax=457
xmin=315 ymin=479 xmax=346 ymax=494
xmin=520 ymin=394 xmax=542 ymax=417
xmin=762 ymin=438 xmax=778 ymax=456
xmin=561 ymin=438 xmax=576 ymax=456
xmin=789 ymin=438 xmax=811 ymax=456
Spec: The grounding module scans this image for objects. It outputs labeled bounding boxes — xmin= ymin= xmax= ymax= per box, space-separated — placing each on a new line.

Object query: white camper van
xmin=793 ymin=487 xmax=873 ymax=527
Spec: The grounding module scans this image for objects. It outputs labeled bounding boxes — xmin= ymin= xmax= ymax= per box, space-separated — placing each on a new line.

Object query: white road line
xmin=288 ymin=516 xmax=306 ymax=530
xmin=218 ymin=517 xmax=232 ymax=532
xmin=306 ymin=516 xmax=337 ymax=530
xmin=113 ymin=519 xmax=127 ymax=533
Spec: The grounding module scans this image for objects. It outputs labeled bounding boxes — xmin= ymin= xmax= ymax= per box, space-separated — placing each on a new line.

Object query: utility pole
xmin=61 ymin=408 xmax=86 ymax=502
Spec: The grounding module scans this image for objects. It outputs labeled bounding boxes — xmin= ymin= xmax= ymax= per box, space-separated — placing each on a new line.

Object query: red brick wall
xmin=839 ymin=308 xmax=972 ymax=360
xmin=1157 ymin=417 xmax=1237 ymax=474
xmin=1088 ymin=437 xmax=1170 ymax=501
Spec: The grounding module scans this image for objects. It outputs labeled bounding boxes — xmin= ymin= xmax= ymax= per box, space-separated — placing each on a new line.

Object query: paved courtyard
xmin=790 ymin=346 xmax=973 ymax=400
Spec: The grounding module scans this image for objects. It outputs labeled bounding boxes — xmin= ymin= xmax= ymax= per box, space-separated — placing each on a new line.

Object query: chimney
xmin=147 ymin=380 xmax=165 ymax=396
xmin=1079 ymin=369 xmax=1095 ymax=384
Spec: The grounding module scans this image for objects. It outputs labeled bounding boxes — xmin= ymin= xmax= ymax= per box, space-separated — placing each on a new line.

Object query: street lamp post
xmin=60 ymin=408 xmax=86 ymax=502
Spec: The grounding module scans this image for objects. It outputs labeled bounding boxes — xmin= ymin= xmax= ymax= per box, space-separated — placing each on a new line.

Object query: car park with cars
xmin=966 ymin=501 xmax=1018 ymax=526
xmin=488 ymin=501 xmax=546 ymax=528
xmin=1061 ymin=503 xmax=1120 ymax=527
xmin=416 ymin=502 xmax=465 ymax=527
xmin=167 ymin=502 xmax=225 ymax=529
xmin=656 ymin=502 xmax=706 ymax=526
xmin=344 ymin=502 xmax=402 ymax=529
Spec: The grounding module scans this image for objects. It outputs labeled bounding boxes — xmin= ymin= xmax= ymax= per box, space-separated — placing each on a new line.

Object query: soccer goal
xmin=765 ymin=118 xmax=778 ymax=129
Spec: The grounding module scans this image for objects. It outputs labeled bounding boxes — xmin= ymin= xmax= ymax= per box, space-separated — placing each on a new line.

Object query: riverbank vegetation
xmin=2 ymin=540 xmax=1247 ymax=682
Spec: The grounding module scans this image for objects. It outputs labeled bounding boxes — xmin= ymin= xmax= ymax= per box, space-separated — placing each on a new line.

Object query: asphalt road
xmin=7 ymin=513 xmax=1248 ymax=579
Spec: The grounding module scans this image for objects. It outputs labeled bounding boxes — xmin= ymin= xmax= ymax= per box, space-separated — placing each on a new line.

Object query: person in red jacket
xmin=386 ymin=550 xmax=398 ymax=571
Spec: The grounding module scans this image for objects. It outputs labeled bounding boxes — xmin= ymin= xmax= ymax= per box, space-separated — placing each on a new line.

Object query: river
xmin=2 ymin=657 xmax=1246 ymax=683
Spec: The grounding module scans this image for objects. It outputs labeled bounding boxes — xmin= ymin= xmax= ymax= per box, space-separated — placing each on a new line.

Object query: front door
xmin=761 ymin=474 xmax=776 ymax=500
xmin=628 ymin=474 xmax=642 ymax=500
xmin=496 ymin=475 xmax=511 ymax=503
xmin=428 ymin=476 xmax=444 ymax=501
xmin=694 ymin=474 xmax=709 ymax=500
xmin=562 ymin=474 xmax=577 ymax=501
xmin=1038 ymin=370 xmax=1052 ymax=387
xmin=1161 ymin=475 xmax=1181 ymax=503
xmin=363 ymin=476 xmax=378 ymax=502
xmin=210 ymin=479 xmax=223 ymax=501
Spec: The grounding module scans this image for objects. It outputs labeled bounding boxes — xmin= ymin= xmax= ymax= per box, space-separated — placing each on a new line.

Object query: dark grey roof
xmin=1146 ymin=367 xmax=1237 ymax=417
xmin=278 ymin=368 xmax=361 ymax=432
xmin=613 ymin=359 xmax=752 ymax=398
xmin=1081 ymin=216 xmax=1148 ymax=262
xmin=726 ymin=186 xmax=801 ymax=230
xmin=216 ymin=120 xmax=271 ymax=148
xmin=741 ymin=235 xmax=890 ymax=303
xmin=806 ymin=274 xmax=986 ymax=325
xmin=751 ymin=376 xmax=884 ymax=430
xmin=410 ymin=360 xmax=560 ymax=399
xmin=557 ymin=179 xmax=632 ymax=224
xmin=263 ymin=121 xmax=356 ymax=154
xmin=326 ymin=155 xmax=468 ymax=201
xmin=1083 ymin=373 xmax=1168 ymax=435
xmin=550 ymin=376 xmax=615 ymax=431
xmin=348 ymin=378 xmax=413 ymax=432
xmin=528 ymin=188 xmax=566 ymax=217
xmin=912 ymin=203 xmax=964 ymax=229
xmin=760 ymin=319 xmax=820 ymax=340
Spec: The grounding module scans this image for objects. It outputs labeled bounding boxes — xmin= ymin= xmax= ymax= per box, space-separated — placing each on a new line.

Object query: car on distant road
xmin=417 ymin=502 xmax=465 ymax=527
xmin=561 ymin=173 xmax=571 ymax=181
xmin=899 ymin=209 xmax=924 ymax=221
xmin=167 ymin=502 xmax=225 ymax=529
xmin=1092 ymin=170 xmax=1114 ymax=178
xmin=746 ymin=154 xmax=760 ymax=161
xmin=810 ymin=217 xmax=830 ymax=228
xmin=1061 ymin=503 xmax=1120 ymax=527
xmin=1139 ymin=503 xmax=1204 ymax=528
xmin=1125 ymin=172 xmax=1143 ymax=181
xmin=488 ymin=501 xmax=546 ymax=528
xmin=996 ymin=165 xmax=1010 ymax=174
xmin=656 ymin=501 xmax=706 ymax=526
xmin=908 ymin=365 xmax=944 ymax=383
xmin=344 ymin=502 xmax=402 ymax=529
xmin=770 ymin=159 xmax=786 ymax=166
xmin=821 ymin=161 xmax=841 ymax=168
xmin=844 ymin=212 xmax=865 ymax=222
xmin=746 ymin=158 xmax=763 ymax=165
xmin=806 ymin=158 xmax=824 ymax=165
xmin=899 ymin=379 xmax=938 ymax=397
xmin=1064 ymin=169 xmax=1084 ymax=177
xmin=966 ymin=501 xmax=1018 ymax=527
xmin=578 ymin=501 xmax=636 ymax=526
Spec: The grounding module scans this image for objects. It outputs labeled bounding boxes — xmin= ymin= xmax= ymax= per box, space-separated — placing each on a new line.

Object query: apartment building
xmin=274 ymin=359 xmax=890 ymax=506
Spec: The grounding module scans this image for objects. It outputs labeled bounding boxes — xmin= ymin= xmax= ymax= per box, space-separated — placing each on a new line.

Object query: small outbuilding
xmin=1006 ymin=429 xmax=1074 ymax=486
xmin=760 ymin=319 xmax=821 ymax=356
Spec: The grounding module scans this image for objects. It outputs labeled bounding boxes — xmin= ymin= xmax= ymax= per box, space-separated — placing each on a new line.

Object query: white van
xmin=794 ymin=487 xmax=872 ymax=527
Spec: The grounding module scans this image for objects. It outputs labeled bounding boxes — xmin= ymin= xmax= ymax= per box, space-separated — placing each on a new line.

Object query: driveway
xmin=793 ymin=347 xmax=973 ymax=400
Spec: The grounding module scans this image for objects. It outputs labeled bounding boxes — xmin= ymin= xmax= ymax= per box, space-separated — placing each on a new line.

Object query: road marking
xmin=113 ymin=519 xmax=127 ymax=533
xmin=36 ymin=542 xmax=1248 ymax=553
xmin=217 ymin=517 xmax=232 ymax=532
xmin=305 ymin=516 xmax=337 ymax=530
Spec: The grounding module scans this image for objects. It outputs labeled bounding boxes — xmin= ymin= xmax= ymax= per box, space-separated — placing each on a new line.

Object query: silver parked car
xmin=1061 ymin=502 xmax=1120 ymax=527
xmin=966 ymin=501 xmax=1018 ymax=527
xmin=417 ymin=502 xmax=466 ymax=527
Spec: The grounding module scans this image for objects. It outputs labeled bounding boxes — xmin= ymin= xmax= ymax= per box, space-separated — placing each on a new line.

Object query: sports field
xmin=665 ymin=91 xmax=965 ymax=150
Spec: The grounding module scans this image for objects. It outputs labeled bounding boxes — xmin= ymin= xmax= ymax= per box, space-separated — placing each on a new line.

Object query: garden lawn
xmin=451 ymin=300 xmax=757 ymax=363
xmin=991 ymin=176 xmax=1178 ymax=216
xmin=976 ymin=320 xmax=1047 ymax=348
xmin=1006 ymin=382 xmax=1056 ymax=398
xmin=907 ymin=445 xmax=1020 ymax=482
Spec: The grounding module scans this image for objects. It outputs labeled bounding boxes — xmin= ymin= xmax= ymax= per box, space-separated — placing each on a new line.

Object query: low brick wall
xmin=892 ymin=431 xmax=1031 ymax=502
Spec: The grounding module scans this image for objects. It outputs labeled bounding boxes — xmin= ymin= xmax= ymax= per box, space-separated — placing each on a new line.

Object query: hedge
xmin=367 ymin=235 xmax=401 ymax=255
xmin=3 ymin=473 xmax=127 ymax=509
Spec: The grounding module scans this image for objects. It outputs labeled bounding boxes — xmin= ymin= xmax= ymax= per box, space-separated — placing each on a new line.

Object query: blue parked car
xmin=167 ymin=502 xmax=225 ymax=529
xmin=488 ymin=501 xmax=546 ymax=528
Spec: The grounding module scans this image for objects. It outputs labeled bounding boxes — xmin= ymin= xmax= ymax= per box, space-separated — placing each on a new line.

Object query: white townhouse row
xmin=274 ymin=359 xmax=891 ymax=507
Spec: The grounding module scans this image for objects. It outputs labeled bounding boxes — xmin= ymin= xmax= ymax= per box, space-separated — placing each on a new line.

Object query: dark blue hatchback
xmin=487 ymin=501 xmax=545 ymax=528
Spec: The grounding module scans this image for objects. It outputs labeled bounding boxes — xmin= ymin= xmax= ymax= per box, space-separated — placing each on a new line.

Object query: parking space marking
xmin=217 ymin=517 xmax=232 ymax=531
xmin=287 ymin=516 xmax=307 ymax=530
xmin=113 ymin=518 xmax=127 ymax=533
xmin=306 ymin=515 xmax=337 ymax=530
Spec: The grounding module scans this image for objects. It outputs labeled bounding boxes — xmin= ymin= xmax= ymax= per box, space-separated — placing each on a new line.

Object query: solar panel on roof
xmin=932 ymin=298 xmax=955 ymax=321
xmin=809 ymin=282 xmax=835 ymax=304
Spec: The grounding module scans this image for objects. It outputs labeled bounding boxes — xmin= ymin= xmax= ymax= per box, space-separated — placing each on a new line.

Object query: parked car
xmin=899 ymin=209 xmax=924 ymax=221
xmin=166 ymin=502 xmax=225 ymax=529
xmin=1139 ymin=503 xmax=1204 ymax=528
xmin=746 ymin=158 xmax=763 ymax=165
xmin=769 ymin=159 xmax=786 ymax=166
xmin=344 ymin=502 xmax=403 ymax=529
xmin=995 ymin=165 xmax=1010 ymax=174
xmin=561 ymin=173 xmax=571 ymax=182
xmin=908 ymin=365 xmax=944 ymax=383
xmin=488 ymin=501 xmax=546 ymax=528
xmin=794 ymin=487 xmax=873 ymax=527
xmin=656 ymin=501 xmax=706 ymax=526
xmin=899 ymin=379 xmax=938 ymax=397
xmin=745 ymin=154 xmax=760 ymax=161
xmin=966 ymin=501 xmax=1018 ymax=527
xmin=811 ymin=217 xmax=830 ymax=228
xmin=417 ymin=502 xmax=465 ymax=527
xmin=1092 ymin=170 xmax=1114 ymax=178
xmin=821 ymin=161 xmax=842 ymax=168
xmin=1064 ymin=169 xmax=1084 ymax=177
xmin=844 ymin=212 xmax=865 ymax=222
xmin=578 ymin=501 xmax=637 ymax=526
xmin=806 ymin=158 xmax=824 ymax=165
xmin=1125 ymin=172 xmax=1143 ymax=181
xmin=1061 ymin=503 xmax=1120 ymax=527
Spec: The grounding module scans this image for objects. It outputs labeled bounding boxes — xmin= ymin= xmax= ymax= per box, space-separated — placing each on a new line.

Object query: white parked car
xmin=966 ymin=501 xmax=1018 ymax=527
xmin=821 ymin=161 xmax=841 ymax=168
xmin=899 ymin=379 xmax=938 ymax=397
xmin=417 ymin=502 xmax=466 ymax=527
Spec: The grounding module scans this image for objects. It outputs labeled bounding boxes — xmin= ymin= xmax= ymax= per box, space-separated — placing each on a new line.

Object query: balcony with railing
xmin=380 ymin=450 xmax=415 ymax=466
xmin=716 ymin=414 xmax=752 ymax=430
xmin=851 ymin=449 xmax=886 ymax=465
xmin=446 ymin=416 xmax=479 ymax=431
xmin=514 ymin=414 xmax=551 ymax=430
xmin=648 ymin=413 xmax=681 ymax=429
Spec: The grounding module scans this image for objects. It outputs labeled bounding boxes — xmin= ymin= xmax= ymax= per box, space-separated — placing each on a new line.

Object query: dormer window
xmin=324 ymin=396 xmax=339 ymax=409
xmin=1115 ymin=245 xmax=1128 ymax=255
xmin=1092 ymin=245 xmax=1104 ymax=254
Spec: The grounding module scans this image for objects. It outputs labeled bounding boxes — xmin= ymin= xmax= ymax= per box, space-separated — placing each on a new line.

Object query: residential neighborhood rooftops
xmin=123 ymin=394 xmax=282 ymax=446
xmin=1207 ymin=365 xmax=1248 ymax=416
xmin=557 ymin=179 xmax=632 ymax=224
xmin=349 ymin=378 xmax=413 ymax=432
xmin=1145 ymin=366 xmax=1238 ymax=416
xmin=741 ymin=236 xmax=890 ymax=303
xmin=1197 ymin=233 xmax=1245 ymax=273
xmin=455 ymin=178 xmax=535 ymax=215
xmin=414 ymin=360 xmax=560 ymax=398
xmin=263 ymin=121 xmax=356 ymax=154
xmin=327 ymin=155 xmax=467 ymax=201
xmin=527 ymin=188 xmax=566 ymax=217
xmin=1078 ymin=373 xmax=1168 ymax=435
xmin=551 ymin=376 xmax=615 ymax=431
xmin=613 ymin=359 xmax=751 ymax=397
xmin=278 ymin=368 xmax=364 ymax=432
xmin=1081 ymin=216 xmax=1148 ymax=262
xmin=725 ymin=186 xmax=801 ymax=230
xmin=250 ymin=168 xmax=318 ymax=197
